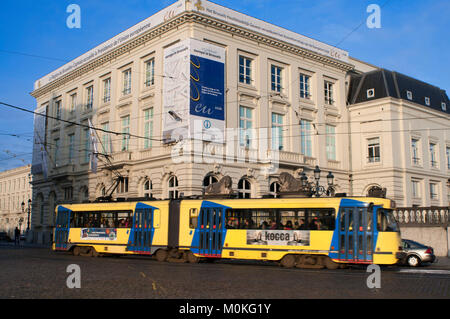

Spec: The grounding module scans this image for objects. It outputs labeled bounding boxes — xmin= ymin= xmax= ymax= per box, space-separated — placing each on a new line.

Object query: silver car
xmin=401 ymin=239 xmax=436 ymax=267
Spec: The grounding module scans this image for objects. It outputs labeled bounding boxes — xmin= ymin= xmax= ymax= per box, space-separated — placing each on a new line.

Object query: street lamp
xmin=21 ymin=200 xmax=32 ymax=231
xmin=303 ymin=166 xmax=336 ymax=197
xmin=314 ymin=166 xmax=321 ymax=182
xmin=27 ymin=199 xmax=31 ymax=231
xmin=327 ymin=172 xmax=334 ymax=186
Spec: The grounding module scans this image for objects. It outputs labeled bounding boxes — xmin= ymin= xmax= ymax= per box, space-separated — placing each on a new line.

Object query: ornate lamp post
xmin=21 ymin=199 xmax=32 ymax=231
xmin=302 ymin=166 xmax=335 ymax=197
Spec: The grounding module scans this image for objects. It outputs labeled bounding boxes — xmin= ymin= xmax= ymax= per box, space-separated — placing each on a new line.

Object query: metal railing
xmin=393 ymin=207 xmax=449 ymax=226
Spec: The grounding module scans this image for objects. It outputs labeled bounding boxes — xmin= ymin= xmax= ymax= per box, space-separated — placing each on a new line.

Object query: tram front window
xmin=377 ymin=209 xmax=399 ymax=232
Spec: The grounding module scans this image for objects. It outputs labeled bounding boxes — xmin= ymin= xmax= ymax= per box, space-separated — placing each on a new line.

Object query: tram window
xmin=367 ymin=211 xmax=373 ymax=231
xmin=70 ymin=211 xmax=132 ymax=228
xmin=340 ymin=211 xmax=346 ymax=231
xmin=224 ymin=208 xmax=335 ymax=231
xmin=377 ymin=210 xmax=399 ymax=232
xmin=189 ymin=209 xmax=198 ymax=229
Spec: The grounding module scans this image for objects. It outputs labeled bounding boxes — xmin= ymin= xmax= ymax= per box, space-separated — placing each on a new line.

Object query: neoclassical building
xmin=29 ymin=0 xmax=449 ymax=243
xmin=0 ymin=165 xmax=33 ymax=239
xmin=347 ymin=69 xmax=450 ymax=207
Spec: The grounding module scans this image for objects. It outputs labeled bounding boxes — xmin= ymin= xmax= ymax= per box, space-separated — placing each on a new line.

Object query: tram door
xmin=127 ymin=205 xmax=154 ymax=254
xmin=198 ymin=206 xmax=225 ymax=258
xmin=55 ymin=207 xmax=71 ymax=251
xmin=338 ymin=206 xmax=374 ymax=263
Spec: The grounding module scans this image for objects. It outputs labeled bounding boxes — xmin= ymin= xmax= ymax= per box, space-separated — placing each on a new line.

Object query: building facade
xmin=29 ymin=0 xmax=449 ymax=243
xmin=348 ymin=69 xmax=450 ymax=207
xmin=0 ymin=165 xmax=33 ymax=239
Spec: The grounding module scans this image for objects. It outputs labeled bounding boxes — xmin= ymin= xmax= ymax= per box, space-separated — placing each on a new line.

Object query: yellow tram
xmin=53 ymin=196 xmax=404 ymax=269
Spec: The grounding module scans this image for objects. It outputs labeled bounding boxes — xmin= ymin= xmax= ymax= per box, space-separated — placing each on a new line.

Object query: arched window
xmin=203 ymin=175 xmax=218 ymax=187
xmin=238 ymin=178 xmax=252 ymax=199
xmin=269 ymin=182 xmax=281 ymax=198
xmin=144 ymin=180 xmax=153 ymax=199
xmin=168 ymin=176 xmax=179 ymax=199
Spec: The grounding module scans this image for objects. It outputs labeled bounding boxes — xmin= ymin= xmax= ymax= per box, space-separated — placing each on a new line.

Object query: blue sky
xmin=0 ymin=0 xmax=449 ymax=171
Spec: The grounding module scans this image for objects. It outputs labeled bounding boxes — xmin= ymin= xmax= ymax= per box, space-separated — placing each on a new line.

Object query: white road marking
xmin=398 ymin=269 xmax=450 ymax=275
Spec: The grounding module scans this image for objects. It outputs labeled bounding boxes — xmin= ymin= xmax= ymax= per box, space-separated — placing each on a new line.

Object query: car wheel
xmin=407 ymin=255 xmax=421 ymax=267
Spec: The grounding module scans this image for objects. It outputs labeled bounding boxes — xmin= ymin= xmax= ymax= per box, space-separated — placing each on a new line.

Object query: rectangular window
xmin=123 ymin=69 xmax=132 ymax=95
xmin=84 ymin=129 xmax=90 ymax=163
xmin=145 ymin=59 xmax=155 ymax=87
xmin=103 ymin=78 xmax=111 ymax=103
xmin=324 ymin=81 xmax=334 ymax=105
xmin=446 ymin=146 xmax=450 ymax=169
xmin=54 ymin=138 xmax=60 ymax=166
xmin=121 ymin=115 xmax=130 ymax=151
xmin=68 ymin=134 xmax=75 ymax=163
xmin=271 ymin=113 xmax=284 ymax=151
xmin=271 ymin=65 xmax=282 ymax=93
xmin=144 ymin=108 xmax=153 ymax=149
xmin=239 ymin=106 xmax=253 ymax=148
xmin=299 ymin=74 xmax=311 ymax=99
xmin=86 ymin=86 xmax=94 ymax=110
xmin=55 ymin=100 xmax=62 ymax=121
xmin=367 ymin=137 xmax=380 ymax=163
xmin=101 ymin=123 xmax=110 ymax=155
xmin=411 ymin=138 xmax=420 ymax=165
xmin=70 ymin=93 xmax=77 ymax=115
xmin=411 ymin=180 xmax=420 ymax=198
xmin=64 ymin=187 xmax=73 ymax=201
xmin=429 ymin=183 xmax=438 ymax=200
xmin=118 ymin=177 xmax=129 ymax=194
xmin=429 ymin=142 xmax=438 ymax=168
xmin=326 ymin=125 xmax=336 ymax=160
xmin=300 ymin=120 xmax=312 ymax=157
xmin=239 ymin=56 xmax=252 ymax=85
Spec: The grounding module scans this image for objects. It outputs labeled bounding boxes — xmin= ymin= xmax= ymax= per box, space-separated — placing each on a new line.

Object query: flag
xmin=88 ymin=119 xmax=98 ymax=173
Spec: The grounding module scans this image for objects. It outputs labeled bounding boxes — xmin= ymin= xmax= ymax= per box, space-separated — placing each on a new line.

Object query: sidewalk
xmin=433 ymin=256 xmax=450 ymax=269
xmin=0 ymin=241 xmax=51 ymax=249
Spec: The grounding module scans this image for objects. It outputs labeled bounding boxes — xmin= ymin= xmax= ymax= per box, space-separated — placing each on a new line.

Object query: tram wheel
xmin=280 ymin=255 xmax=296 ymax=268
xmin=324 ymin=257 xmax=340 ymax=270
xmin=186 ymin=251 xmax=200 ymax=263
xmin=87 ymin=247 xmax=99 ymax=257
xmin=72 ymin=246 xmax=81 ymax=256
xmin=156 ymin=249 xmax=168 ymax=262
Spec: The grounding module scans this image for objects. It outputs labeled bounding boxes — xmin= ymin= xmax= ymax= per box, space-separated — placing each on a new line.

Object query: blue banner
xmin=190 ymin=54 xmax=225 ymax=121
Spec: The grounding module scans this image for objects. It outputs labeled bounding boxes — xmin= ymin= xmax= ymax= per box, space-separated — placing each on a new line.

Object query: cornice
xmin=189 ymin=11 xmax=354 ymax=72
xmin=31 ymin=11 xmax=354 ymax=99
xmin=31 ymin=13 xmax=191 ymax=99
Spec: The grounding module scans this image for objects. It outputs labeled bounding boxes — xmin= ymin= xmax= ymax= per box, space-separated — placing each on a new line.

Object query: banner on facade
xmin=246 ymin=230 xmax=310 ymax=246
xmin=163 ymin=38 xmax=225 ymax=144
xmin=31 ymin=105 xmax=48 ymax=176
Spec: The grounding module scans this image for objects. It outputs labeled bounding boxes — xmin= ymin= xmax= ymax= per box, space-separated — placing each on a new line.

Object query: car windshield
xmin=378 ymin=209 xmax=399 ymax=232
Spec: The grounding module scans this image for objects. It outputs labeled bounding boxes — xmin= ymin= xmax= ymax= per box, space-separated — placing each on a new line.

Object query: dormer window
xmin=442 ymin=102 xmax=447 ymax=111
xmin=406 ymin=90 xmax=413 ymax=100
xmin=425 ymin=97 xmax=430 ymax=106
xmin=367 ymin=88 xmax=375 ymax=99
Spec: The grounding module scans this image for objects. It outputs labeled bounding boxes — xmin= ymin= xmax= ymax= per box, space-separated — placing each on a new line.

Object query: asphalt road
xmin=0 ymin=246 xmax=449 ymax=300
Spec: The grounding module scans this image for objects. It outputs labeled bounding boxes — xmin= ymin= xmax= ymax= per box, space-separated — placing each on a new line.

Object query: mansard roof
xmin=348 ymin=69 xmax=450 ymax=115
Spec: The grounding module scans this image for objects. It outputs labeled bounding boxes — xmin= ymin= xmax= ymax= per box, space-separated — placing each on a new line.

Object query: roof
xmin=348 ymin=69 xmax=450 ymax=115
